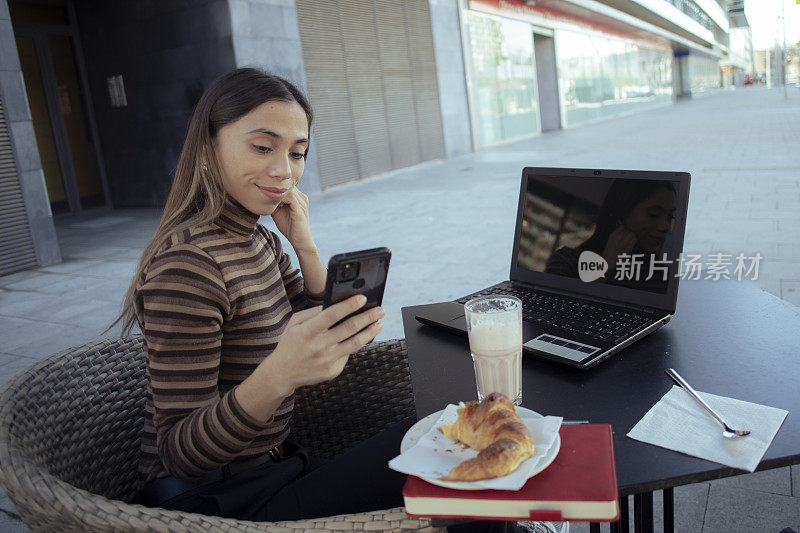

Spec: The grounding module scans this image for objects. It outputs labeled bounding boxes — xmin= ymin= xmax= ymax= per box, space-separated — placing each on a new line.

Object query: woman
xmin=545 ymin=179 xmax=677 ymax=292
xmin=114 ymin=68 xmax=406 ymax=521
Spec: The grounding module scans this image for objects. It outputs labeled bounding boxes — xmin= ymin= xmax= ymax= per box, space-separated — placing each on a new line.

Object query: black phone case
xmin=322 ymin=247 xmax=391 ymax=321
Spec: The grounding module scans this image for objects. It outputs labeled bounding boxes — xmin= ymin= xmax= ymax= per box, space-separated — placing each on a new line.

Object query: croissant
xmin=439 ymin=392 xmax=535 ymax=481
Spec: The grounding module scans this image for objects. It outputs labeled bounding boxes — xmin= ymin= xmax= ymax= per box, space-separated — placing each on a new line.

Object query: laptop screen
xmin=512 ymin=170 xmax=689 ymax=311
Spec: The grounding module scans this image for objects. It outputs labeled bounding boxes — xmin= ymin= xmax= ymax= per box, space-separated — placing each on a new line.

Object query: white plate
xmin=400 ymin=406 xmax=561 ymax=490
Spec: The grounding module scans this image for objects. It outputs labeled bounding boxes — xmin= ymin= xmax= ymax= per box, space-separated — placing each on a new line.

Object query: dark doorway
xmin=10 ymin=0 xmax=109 ymax=215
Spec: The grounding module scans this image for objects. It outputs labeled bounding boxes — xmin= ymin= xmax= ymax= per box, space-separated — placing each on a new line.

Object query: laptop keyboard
xmin=456 ymin=286 xmax=652 ymax=344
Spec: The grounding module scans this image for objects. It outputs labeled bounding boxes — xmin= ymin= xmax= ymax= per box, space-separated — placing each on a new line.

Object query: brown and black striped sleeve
xmin=263 ymin=227 xmax=324 ymax=311
xmin=138 ymin=242 xmax=272 ymax=480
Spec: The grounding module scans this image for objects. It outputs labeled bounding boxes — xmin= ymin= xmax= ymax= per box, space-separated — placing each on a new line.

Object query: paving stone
xmin=0 ymin=316 xmax=44 ymax=342
xmin=562 ymin=484 xmax=709 ymax=532
xmin=709 ymin=467 xmax=792 ymax=496
xmin=39 ymin=276 xmax=133 ymax=303
xmin=661 ymin=483 xmax=710 ymax=533
xmin=0 ymin=511 xmax=26 ymax=533
xmin=748 ymin=208 xmax=800 ymax=221
xmin=36 ymin=258 xmax=108 ymax=275
xmin=777 ymin=244 xmax=800 ymax=261
xmin=566 ymin=521 xmax=592 ymax=532
xmin=59 ymin=216 xmax=137 ymax=230
xmin=50 ymin=299 xmax=123 ymax=331
xmin=0 ymin=270 xmax=40 ymax=288
xmin=0 ymin=485 xmax=19 ymax=515
xmin=0 ymin=271 xmax=62 ymax=291
xmin=753 ymin=278 xmax=783 ymax=298
xmin=780 ymin=280 xmax=800 ymax=307
xmin=777 ymin=221 xmax=800 ymax=234
xmin=40 ymin=260 xmax=136 ymax=280
xmin=0 ymin=354 xmax=39 ymax=388
xmin=0 ymin=316 xmax=104 ymax=359
xmin=2 ymin=296 xmax=118 ymax=326
xmin=0 ymin=352 xmax=18 ymax=365
xmin=702 ymin=483 xmax=800 ymax=533
xmin=17 ymin=275 xmax=108 ymax=295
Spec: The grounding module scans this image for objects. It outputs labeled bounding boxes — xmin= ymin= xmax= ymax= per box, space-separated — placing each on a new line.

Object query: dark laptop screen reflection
xmin=518 ymin=177 xmax=679 ymax=294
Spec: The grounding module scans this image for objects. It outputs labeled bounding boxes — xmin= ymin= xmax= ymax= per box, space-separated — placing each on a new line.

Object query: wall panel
xmin=296 ymin=0 xmax=445 ymax=188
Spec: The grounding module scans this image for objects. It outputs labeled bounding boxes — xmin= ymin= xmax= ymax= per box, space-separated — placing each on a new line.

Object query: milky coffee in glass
xmin=464 ymin=296 xmax=523 ymax=405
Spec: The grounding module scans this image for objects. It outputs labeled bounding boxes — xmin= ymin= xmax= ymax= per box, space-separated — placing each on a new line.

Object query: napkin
xmin=627 ymin=385 xmax=788 ymax=472
xmin=388 ymin=404 xmax=562 ymax=490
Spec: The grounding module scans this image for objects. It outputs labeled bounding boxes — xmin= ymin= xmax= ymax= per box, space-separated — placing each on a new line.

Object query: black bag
xmin=138 ymin=440 xmax=309 ymax=520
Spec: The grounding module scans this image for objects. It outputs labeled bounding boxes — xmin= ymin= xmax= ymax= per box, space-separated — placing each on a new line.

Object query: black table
xmin=401 ymin=280 xmax=800 ymax=532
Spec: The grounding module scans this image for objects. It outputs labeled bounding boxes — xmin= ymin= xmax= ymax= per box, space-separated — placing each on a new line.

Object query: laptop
xmin=415 ymin=167 xmax=691 ymax=370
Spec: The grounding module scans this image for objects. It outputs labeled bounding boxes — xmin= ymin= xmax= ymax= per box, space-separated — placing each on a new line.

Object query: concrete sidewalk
xmin=2 ymin=85 xmax=800 ymax=531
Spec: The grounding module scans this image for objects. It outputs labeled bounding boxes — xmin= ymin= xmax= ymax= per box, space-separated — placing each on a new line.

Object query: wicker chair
xmin=0 ymin=336 xmax=439 ymax=532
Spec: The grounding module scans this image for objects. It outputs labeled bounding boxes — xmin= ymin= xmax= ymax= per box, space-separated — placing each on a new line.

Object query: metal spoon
xmin=665 ymin=368 xmax=751 ymax=439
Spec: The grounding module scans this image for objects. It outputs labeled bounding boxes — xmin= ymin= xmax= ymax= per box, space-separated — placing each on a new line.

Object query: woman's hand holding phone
xmin=261 ymin=296 xmax=383 ymax=387
xmin=272 ymin=295 xmax=383 ymax=389
xmin=235 ymin=295 xmax=383 ymax=423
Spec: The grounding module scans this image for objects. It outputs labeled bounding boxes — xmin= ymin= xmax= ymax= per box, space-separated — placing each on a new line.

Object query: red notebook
xmin=402 ymin=424 xmax=619 ymax=522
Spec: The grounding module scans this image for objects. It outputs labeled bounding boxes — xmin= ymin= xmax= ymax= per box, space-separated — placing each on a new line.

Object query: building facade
xmin=0 ymin=0 xmax=746 ymax=275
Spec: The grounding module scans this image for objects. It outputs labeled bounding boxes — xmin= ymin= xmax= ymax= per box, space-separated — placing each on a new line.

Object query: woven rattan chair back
xmin=0 ymin=335 xmax=433 ymax=532
xmin=1 ymin=337 xmax=147 ymax=503
xmin=291 ymin=338 xmax=415 ymax=458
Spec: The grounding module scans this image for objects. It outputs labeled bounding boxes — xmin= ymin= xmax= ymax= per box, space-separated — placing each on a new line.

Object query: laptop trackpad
xmin=524 ymin=334 xmax=600 ymax=363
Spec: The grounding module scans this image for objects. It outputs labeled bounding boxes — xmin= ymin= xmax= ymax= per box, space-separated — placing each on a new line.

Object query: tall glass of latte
xmin=463 ymin=296 xmax=523 ymax=405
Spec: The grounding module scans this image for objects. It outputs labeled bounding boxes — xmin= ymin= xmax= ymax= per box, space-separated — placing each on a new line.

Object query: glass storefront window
xmin=688 ymin=54 xmax=722 ymax=94
xmin=556 ymin=30 xmax=673 ymax=128
xmin=467 ymin=12 xmax=540 ymax=147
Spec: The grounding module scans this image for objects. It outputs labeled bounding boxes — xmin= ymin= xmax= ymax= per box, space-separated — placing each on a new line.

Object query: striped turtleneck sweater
xmin=134 ymin=199 xmax=321 ymax=486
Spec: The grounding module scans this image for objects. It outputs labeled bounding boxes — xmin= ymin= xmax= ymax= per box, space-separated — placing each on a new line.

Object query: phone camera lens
xmin=338 ymin=262 xmax=359 ymax=282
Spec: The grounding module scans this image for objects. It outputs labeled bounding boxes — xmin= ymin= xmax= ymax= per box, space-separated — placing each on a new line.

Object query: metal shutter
xmin=374 ymin=0 xmax=421 ymax=169
xmin=296 ymin=0 xmax=445 ymax=189
xmin=339 ymin=1 xmax=392 ymax=179
xmin=296 ymin=0 xmax=360 ymax=188
xmin=0 ymin=94 xmax=39 ymax=276
xmin=403 ymin=0 xmax=445 ymax=162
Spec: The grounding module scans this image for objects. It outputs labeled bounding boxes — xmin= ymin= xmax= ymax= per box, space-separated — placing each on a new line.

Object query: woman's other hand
xmin=271 ymin=187 xmax=315 ymax=253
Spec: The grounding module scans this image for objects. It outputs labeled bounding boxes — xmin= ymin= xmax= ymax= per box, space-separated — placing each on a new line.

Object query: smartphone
xmin=323 ymin=247 xmax=391 ymax=326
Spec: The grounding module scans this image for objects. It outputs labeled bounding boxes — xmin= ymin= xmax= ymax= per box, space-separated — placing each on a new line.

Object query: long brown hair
xmin=112 ymin=68 xmax=314 ymax=336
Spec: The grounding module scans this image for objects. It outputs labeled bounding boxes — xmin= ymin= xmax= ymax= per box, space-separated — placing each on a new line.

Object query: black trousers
xmin=138 ymin=418 xmax=411 ymax=522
